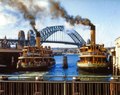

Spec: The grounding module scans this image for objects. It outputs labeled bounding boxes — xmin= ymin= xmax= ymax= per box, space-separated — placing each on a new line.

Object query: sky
xmin=0 ymin=0 xmax=120 ymax=48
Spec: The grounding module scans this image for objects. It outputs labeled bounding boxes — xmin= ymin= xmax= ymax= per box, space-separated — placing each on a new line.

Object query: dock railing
xmin=0 ymin=75 xmax=120 ymax=95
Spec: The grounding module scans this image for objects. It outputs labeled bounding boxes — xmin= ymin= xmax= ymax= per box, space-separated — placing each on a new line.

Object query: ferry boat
xmin=77 ymin=24 xmax=112 ymax=73
xmin=17 ymin=46 xmax=55 ymax=71
xmin=16 ymin=25 xmax=55 ymax=71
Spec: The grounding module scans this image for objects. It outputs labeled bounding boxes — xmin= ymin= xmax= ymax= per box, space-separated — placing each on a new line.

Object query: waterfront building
xmin=114 ymin=37 xmax=120 ymax=75
xmin=18 ymin=30 xmax=25 ymax=48
xmin=27 ymin=30 xmax=36 ymax=46
xmin=0 ymin=36 xmax=11 ymax=48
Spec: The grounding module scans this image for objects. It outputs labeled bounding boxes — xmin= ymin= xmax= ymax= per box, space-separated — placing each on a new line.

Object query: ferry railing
xmin=0 ymin=75 xmax=120 ymax=95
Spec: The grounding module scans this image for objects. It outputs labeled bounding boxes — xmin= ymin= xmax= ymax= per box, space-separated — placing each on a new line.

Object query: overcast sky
xmin=0 ymin=0 xmax=120 ymax=47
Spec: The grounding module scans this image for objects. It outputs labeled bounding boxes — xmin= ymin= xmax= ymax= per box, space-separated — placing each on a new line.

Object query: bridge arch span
xmin=39 ymin=25 xmax=86 ymax=47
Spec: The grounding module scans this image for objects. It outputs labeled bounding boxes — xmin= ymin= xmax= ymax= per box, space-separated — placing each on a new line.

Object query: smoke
xmin=0 ymin=0 xmax=46 ymax=27
xmin=49 ymin=0 xmax=93 ymax=27
xmin=0 ymin=0 xmax=94 ymax=28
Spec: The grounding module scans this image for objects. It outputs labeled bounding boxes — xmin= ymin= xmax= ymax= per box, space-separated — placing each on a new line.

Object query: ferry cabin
xmin=79 ymin=44 xmax=108 ymax=65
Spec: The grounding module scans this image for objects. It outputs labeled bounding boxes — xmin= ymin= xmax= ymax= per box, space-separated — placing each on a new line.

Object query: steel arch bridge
xmin=40 ymin=25 xmax=86 ymax=47
xmin=0 ymin=25 xmax=86 ymax=47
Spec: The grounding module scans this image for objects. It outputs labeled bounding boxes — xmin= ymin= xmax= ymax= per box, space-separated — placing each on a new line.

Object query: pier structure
xmin=0 ymin=75 xmax=120 ymax=95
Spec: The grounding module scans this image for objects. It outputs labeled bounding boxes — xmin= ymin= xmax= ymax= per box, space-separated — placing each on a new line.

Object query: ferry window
xmin=87 ymin=57 xmax=92 ymax=62
xmin=81 ymin=58 xmax=85 ymax=61
xmin=91 ymin=46 xmax=93 ymax=50
xmin=103 ymin=58 xmax=106 ymax=62
xmin=95 ymin=57 xmax=98 ymax=62
xmin=22 ymin=59 xmax=25 ymax=62
xmin=88 ymin=46 xmax=90 ymax=49
xmin=81 ymin=49 xmax=83 ymax=52
xmin=96 ymin=46 xmax=98 ymax=49
xmin=98 ymin=58 xmax=101 ymax=62
xmin=101 ymin=58 xmax=103 ymax=62
xmin=87 ymin=58 xmax=89 ymax=61
xmin=80 ymin=58 xmax=83 ymax=61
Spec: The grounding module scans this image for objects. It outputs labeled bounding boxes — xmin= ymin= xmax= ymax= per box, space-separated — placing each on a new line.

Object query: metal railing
xmin=0 ymin=75 xmax=120 ymax=95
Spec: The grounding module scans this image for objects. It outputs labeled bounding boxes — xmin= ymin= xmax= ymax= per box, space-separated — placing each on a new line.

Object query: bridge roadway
xmin=0 ymin=39 xmax=81 ymax=46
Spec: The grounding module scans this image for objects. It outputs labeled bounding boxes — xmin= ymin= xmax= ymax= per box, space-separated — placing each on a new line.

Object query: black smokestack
xmin=30 ymin=20 xmax=40 ymax=37
xmin=30 ymin=20 xmax=41 ymax=47
xmin=90 ymin=24 xmax=95 ymax=45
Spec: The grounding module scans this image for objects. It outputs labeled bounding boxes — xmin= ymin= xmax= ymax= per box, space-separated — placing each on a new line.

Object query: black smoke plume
xmin=0 ymin=0 xmax=94 ymax=27
xmin=49 ymin=0 xmax=94 ymax=27
xmin=0 ymin=0 xmax=45 ymax=26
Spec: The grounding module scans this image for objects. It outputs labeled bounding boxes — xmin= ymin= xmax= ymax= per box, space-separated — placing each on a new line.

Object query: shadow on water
xmin=77 ymin=69 xmax=112 ymax=81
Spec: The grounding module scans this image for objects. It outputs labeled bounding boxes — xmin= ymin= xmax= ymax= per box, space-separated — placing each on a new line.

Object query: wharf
xmin=0 ymin=75 xmax=120 ymax=95
xmin=0 ymin=48 xmax=22 ymax=53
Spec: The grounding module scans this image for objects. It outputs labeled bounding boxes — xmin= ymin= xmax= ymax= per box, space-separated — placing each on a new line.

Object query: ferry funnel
xmin=35 ymin=30 xmax=41 ymax=47
xmin=30 ymin=21 xmax=41 ymax=47
xmin=90 ymin=24 xmax=95 ymax=45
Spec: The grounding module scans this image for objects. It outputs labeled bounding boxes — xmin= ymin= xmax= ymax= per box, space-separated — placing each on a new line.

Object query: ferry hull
xmin=0 ymin=62 xmax=55 ymax=73
xmin=17 ymin=64 xmax=55 ymax=72
xmin=77 ymin=62 xmax=112 ymax=74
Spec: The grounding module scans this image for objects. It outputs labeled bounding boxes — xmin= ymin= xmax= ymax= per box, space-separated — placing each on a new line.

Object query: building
xmin=114 ymin=37 xmax=120 ymax=75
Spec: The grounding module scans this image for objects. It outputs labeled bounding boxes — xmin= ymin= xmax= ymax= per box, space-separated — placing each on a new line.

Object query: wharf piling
xmin=63 ymin=55 xmax=68 ymax=69
xmin=0 ymin=77 xmax=120 ymax=95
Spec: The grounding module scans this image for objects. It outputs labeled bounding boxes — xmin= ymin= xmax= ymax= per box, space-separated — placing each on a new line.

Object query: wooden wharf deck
xmin=0 ymin=76 xmax=120 ymax=95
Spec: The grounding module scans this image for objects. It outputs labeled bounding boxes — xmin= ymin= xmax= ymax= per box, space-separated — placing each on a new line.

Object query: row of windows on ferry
xmin=17 ymin=58 xmax=55 ymax=68
xmin=80 ymin=57 xmax=108 ymax=63
xmin=22 ymin=47 xmax=53 ymax=57
xmin=80 ymin=44 xmax=105 ymax=52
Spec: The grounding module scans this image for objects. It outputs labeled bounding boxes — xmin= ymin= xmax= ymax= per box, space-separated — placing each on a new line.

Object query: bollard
xmin=110 ymin=77 xmax=118 ymax=95
xmin=64 ymin=81 xmax=66 ymax=95
xmin=72 ymin=78 xmax=75 ymax=95
xmin=63 ymin=55 xmax=68 ymax=69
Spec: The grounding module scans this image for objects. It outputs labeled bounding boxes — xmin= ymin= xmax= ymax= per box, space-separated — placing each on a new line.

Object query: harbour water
xmin=44 ymin=54 xmax=79 ymax=81
xmin=1 ymin=54 xmax=112 ymax=81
